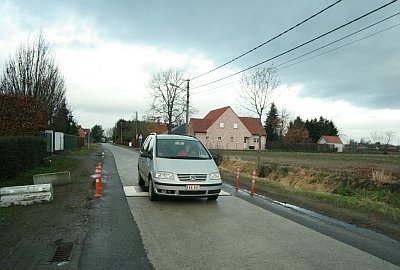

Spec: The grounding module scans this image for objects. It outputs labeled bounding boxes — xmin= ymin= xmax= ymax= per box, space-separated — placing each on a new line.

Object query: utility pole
xmin=185 ymin=79 xmax=190 ymax=135
xmin=120 ymin=122 xmax=123 ymax=145
xmin=135 ymin=111 xmax=138 ymax=147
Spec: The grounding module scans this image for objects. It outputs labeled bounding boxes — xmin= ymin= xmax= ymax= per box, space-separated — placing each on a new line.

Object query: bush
xmin=0 ymin=136 xmax=46 ymax=182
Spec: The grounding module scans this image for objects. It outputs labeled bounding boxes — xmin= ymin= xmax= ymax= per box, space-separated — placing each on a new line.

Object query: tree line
xmin=264 ymin=102 xmax=339 ymax=144
xmin=0 ymin=32 xmax=78 ymax=136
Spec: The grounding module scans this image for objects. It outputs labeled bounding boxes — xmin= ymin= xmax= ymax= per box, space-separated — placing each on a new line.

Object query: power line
xmin=192 ymin=19 xmax=400 ymax=97
xmin=278 ymin=22 xmax=400 ymax=70
xmin=190 ymin=0 xmax=343 ymax=80
xmin=191 ymin=0 xmax=398 ymax=90
xmin=276 ymin=12 xmax=399 ymax=69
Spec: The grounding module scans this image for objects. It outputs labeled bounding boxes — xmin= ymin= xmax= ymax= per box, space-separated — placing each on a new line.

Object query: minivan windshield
xmin=156 ymin=138 xmax=212 ymax=159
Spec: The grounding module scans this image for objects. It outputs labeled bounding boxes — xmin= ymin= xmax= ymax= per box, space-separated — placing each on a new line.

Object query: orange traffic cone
xmin=95 ymin=177 xmax=102 ymax=198
xmin=95 ymin=164 xmax=103 ymax=190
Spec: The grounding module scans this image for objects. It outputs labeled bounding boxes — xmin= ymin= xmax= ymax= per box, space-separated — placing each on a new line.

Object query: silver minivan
xmin=137 ymin=134 xmax=222 ymax=201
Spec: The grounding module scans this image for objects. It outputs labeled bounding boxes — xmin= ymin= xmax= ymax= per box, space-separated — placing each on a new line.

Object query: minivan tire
xmin=148 ymin=177 xmax=159 ymax=201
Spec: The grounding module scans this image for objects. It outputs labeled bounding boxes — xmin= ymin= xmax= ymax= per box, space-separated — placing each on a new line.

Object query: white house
xmin=189 ymin=106 xmax=266 ymax=150
xmin=317 ymin=135 xmax=344 ymax=152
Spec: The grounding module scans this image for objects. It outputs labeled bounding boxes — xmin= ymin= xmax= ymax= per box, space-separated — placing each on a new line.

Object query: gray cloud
xmin=8 ymin=0 xmax=400 ymax=112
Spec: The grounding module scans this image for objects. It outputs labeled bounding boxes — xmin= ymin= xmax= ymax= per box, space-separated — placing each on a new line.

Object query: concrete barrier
xmin=0 ymin=184 xmax=53 ymax=207
xmin=33 ymin=171 xmax=71 ymax=186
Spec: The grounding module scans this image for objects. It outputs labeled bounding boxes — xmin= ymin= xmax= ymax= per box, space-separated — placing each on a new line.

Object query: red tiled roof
xmin=204 ymin=106 xmax=230 ymax=120
xmin=321 ymin=136 xmax=343 ymax=144
xmin=192 ymin=106 xmax=231 ymax=133
xmin=151 ymin=123 xmax=168 ymax=134
xmin=239 ymin=117 xmax=266 ymax=136
xmin=191 ymin=118 xmax=214 ymax=133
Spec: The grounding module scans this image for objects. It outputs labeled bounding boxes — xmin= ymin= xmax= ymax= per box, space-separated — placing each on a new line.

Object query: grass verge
xmin=0 ymin=144 xmax=99 ymax=221
xmin=220 ymin=168 xmax=400 ymax=224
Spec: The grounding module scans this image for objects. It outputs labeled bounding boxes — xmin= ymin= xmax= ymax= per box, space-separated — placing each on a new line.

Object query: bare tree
xmin=370 ymin=131 xmax=382 ymax=145
xmin=277 ymin=107 xmax=292 ymax=141
xmin=383 ymin=131 xmax=395 ymax=147
xmin=148 ymin=67 xmax=195 ymax=134
xmin=0 ymin=32 xmax=67 ymax=129
xmin=240 ymin=66 xmax=280 ymax=172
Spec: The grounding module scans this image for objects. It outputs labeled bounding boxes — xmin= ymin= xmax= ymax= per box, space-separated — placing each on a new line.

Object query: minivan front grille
xmin=177 ymin=174 xmax=207 ymax=181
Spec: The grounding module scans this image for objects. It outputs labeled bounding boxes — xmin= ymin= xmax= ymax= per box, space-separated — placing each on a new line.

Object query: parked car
xmin=137 ymin=133 xmax=222 ymax=201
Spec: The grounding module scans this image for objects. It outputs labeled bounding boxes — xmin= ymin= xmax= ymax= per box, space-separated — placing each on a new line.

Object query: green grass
xmin=0 ymin=145 xmax=100 ymax=221
xmin=212 ymin=149 xmax=400 ymax=168
xmin=64 ymin=144 xmax=100 ymax=156
xmin=220 ymin=169 xmax=400 ymax=224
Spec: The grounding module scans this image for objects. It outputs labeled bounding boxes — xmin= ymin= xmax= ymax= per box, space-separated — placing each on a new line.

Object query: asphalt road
xmin=78 ymin=145 xmax=152 ymax=270
xmin=102 ymin=143 xmax=400 ymax=270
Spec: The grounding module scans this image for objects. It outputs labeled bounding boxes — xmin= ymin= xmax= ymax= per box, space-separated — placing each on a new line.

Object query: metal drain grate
xmin=51 ymin=242 xmax=73 ymax=262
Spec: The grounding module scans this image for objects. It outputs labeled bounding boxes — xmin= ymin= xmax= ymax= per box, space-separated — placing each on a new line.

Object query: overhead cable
xmin=192 ymin=15 xmax=400 ymax=96
xmin=190 ymin=0 xmax=343 ymax=80
xmin=276 ymin=12 xmax=399 ymax=69
xmin=191 ymin=0 xmax=398 ymax=90
xmin=278 ymin=22 xmax=400 ymax=70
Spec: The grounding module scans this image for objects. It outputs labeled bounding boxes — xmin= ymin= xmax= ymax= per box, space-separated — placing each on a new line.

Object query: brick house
xmin=189 ymin=106 xmax=266 ymax=150
xmin=317 ymin=135 xmax=344 ymax=152
xmin=78 ymin=126 xmax=90 ymax=146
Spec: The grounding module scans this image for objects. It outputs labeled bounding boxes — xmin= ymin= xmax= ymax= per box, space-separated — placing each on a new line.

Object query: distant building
xmin=78 ymin=126 xmax=90 ymax=146
xmin=189 ymin=106 xmax=266 ymax=150
xmin=149 ymin=122 xmax=168 ymax=134
xmin=170 ymin=123 xmax=187 ymax=135
xmin=317 ymin=135 xmax=344 ymax=152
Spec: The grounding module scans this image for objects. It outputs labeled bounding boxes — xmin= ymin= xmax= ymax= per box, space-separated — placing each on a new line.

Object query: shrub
xmin=0 ymin=136 xmax=46 ymax=181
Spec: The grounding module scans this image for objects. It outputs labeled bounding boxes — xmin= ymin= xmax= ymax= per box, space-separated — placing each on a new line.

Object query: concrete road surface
xmin=104 ymin=143 xmax=400 ymax=270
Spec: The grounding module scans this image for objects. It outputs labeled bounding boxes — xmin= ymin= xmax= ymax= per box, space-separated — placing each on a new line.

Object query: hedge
xmin=0 ymin=136 xmax=47 ymax=182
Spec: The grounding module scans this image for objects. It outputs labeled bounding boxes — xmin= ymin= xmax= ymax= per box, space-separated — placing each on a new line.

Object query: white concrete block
xmin=33 ymin=171 xmax=71 ymax=185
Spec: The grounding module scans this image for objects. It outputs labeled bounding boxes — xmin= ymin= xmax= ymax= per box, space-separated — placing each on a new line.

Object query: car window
xmin=147 ymin=137 xmax=154 ymax=155
xmin=141 ymin=136 xmax=151 ymax=152
xmin=156 ymin=138 xmax=211 ymax=159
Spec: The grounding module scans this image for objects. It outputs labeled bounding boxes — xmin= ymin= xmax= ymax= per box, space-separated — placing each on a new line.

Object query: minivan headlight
xmin=155 ymin=171 xmax=174 ymax=180
xmin=209 ymin=172 xmax=221 ymax=180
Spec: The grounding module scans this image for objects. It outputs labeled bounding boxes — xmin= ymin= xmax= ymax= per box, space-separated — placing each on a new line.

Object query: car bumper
xmin=153 ymin=181 xmax=222 ymax=197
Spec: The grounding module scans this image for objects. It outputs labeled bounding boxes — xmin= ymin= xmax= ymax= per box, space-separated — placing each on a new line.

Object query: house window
xmin=230 ymin=136 xmax=234 ymax=142
xmin=218 ymin=136 xmax=222 ymax=141
xmin=253 ymin=138 xmax=258 ymax=143
xmin=233 ymin=123 xmax=238 ymax=129
xmin=244 ymin=138 xmax=247 ymax=143
xmin=219 ymin=122 xmax=224 ymax=128
xmin=205 ymin=136 xmax=209 ymax=140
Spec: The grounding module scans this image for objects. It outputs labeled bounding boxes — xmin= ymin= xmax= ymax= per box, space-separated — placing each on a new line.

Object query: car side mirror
xmin=141 ymin=151 xmax=149 ymax=158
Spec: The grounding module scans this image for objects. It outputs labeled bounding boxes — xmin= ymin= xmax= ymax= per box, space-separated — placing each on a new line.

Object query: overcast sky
xmin=1 ymin=0 xmax=399 ymax=143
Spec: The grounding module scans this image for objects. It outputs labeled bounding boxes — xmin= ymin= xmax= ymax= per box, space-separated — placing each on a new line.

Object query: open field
xmin=211 ymin=150 xmax=400 ymax=175
xmin=213 ymin=150 xmax=400 ymax=240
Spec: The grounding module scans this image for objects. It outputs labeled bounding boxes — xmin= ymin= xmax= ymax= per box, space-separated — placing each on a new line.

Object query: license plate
xmin=186 ymin=185 xmax=201 ymax=190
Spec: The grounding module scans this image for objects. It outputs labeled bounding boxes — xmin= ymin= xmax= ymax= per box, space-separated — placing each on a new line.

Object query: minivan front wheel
xmin=148 ymin=177 xmax=159 ymax=201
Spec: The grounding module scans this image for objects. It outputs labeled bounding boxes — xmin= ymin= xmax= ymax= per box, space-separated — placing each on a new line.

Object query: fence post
xmin=250 ymin=169 xmax=256 ymax=196
xmin=235 ymin=167 xmax=240 ymax=191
